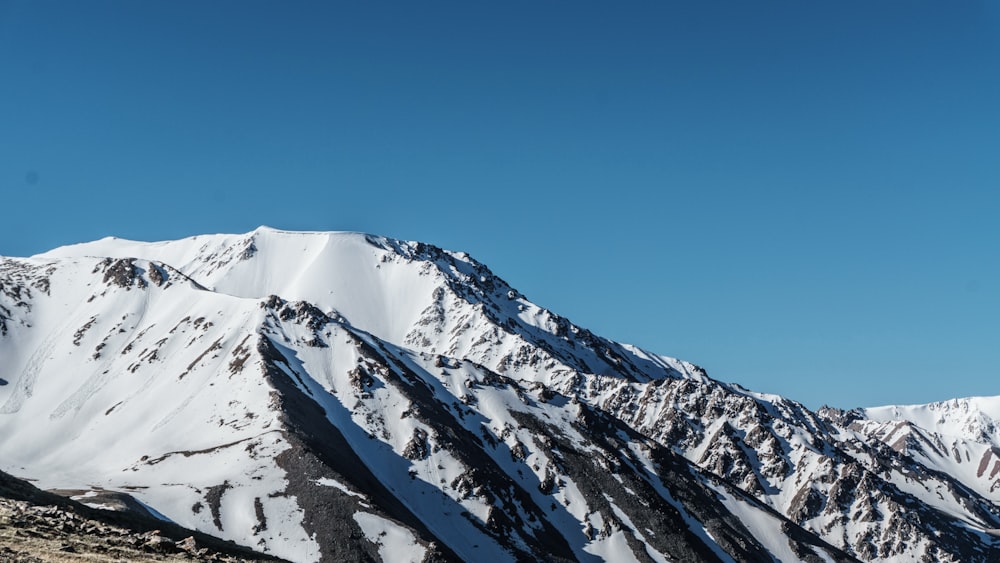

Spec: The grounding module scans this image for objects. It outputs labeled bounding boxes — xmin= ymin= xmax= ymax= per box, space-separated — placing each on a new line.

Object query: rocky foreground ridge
xmin=0 ymin=469 xmax=279 ymax=562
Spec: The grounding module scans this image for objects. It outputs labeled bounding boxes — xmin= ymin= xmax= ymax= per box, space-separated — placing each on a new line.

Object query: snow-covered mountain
xmin=0 ymin=227 xmax=996 ymax=562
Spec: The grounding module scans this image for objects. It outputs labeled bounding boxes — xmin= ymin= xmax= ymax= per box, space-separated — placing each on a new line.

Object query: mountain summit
xmin=1 ymin=229 xmax=997 ymax=562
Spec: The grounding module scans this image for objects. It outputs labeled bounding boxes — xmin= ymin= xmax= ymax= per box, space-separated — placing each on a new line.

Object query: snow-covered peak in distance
xmin=836 ymin=395 xmax=1000 ymax=512
xmin=863 ymin=395 xmax=1000 ymax=443
xmin=39 ymin=227 xmax=705 ymax=389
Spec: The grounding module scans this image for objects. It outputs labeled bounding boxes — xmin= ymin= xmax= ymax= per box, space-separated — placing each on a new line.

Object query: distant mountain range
xmin=1 ymin=227 xmax=997 ymax=562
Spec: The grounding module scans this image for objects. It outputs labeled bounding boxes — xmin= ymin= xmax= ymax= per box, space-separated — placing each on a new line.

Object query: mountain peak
xmin=3 ymin=231 xmax=999 ymax=561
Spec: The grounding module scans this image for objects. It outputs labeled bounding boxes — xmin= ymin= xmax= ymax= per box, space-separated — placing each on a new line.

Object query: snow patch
xmin=353 ymin=511 xmax=427 ymax=563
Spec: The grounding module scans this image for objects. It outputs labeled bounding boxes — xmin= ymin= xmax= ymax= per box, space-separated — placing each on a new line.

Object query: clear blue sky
xmin=2 ymin=1 xmax=997 ymax=409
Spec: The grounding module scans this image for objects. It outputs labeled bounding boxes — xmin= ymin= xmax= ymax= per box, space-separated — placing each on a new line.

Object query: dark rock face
xmin=101 ymin=258 xmax=146 ymax=289
xmin=259 ymin=336 xmax=460 ymax=563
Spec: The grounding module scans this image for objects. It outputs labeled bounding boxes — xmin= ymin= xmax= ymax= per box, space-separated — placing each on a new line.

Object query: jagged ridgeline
xmin=1 ymin=227 xmax=998 ymax=562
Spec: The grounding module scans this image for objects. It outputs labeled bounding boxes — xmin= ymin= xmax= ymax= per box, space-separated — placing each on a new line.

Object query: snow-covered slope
xmin=1 ymin=228 xmax=996 ymax=562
